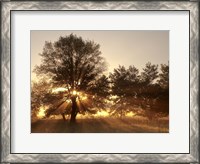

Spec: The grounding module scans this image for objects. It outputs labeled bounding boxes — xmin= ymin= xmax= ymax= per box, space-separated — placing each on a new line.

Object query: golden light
xmin=126 ymin=111 xmax=136 ymax=117
xmin=37 ymin=106 xmax=46 ymax=118
xmin=104 ymin=99 xmax=115 ymax=105
xmin=81 ymin=96 xmax=87 ymax=100
xmin=72 ymin=90 xmax=77 ymax=95
xmin=109 ymin=95 xmax=118 ymax=100
xmin=95 ymin=110 xmax=109 ymax=117
xmin=66 ymin=99 xmax=71 ymax=103
xmin=52 ymin=87 xmax=68 ymax=93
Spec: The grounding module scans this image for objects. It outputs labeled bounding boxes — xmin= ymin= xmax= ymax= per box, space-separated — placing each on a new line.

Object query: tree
xmin=34 ymin=34 xmax=107 ymax=123
xmin=156 ymin=63 xmax=169 ymax=114
xmin=110 ymin=65 xmax=140 ymax=96
xmin=109 ymin=65 xmax=140 ymax=117
xmin=138 ymin=63 xmax=169 ymax=117
xmin=158 ymin=63 xmax=169 ymax=89
xmin=140 ymin=62 xmax=158 ymax=85
xmin=109 ymin=63 xmax=169 ymax=119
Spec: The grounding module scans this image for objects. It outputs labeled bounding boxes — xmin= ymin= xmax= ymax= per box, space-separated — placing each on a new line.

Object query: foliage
xmin=140 ymin=62 xmax=158 ymax=85
xmin=31 ymin=80 xmax=62 ymax=120
xmin=109 ymin=63 xmax=169 ymax=118
xmin=110 ymin=65 xmax=140 ymax=96
xmin=34 ymin=34 xmax=107 ymax=92
xmin=89 ymin=75 xmax=110 ymax=97
xmin=158 ymin=63 xmax=169 ymax=89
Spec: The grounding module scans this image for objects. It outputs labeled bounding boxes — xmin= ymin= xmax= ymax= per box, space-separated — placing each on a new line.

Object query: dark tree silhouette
xmin=140 ymin=62 xmax=158 ymax=85
xmin=109 ymin=62 xmax=169 ymax=119
xmin=34 ymin=34 xmax=107 ymax=123
xmin=110 ymin=65 xmax=140 ymax=96
xmin=158 ymin=63 xmax=169 ymax=89
xmin=109 ymin=65 xmax=140 ymax=117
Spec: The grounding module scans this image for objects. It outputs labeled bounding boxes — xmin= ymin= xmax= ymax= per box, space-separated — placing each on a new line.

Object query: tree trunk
xmin=70 ymin=96 xmax=77 ymax=124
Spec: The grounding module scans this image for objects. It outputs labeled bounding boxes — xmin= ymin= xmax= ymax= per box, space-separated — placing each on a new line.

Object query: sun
xmin=72 ymin=90 xmax=77 ymax=95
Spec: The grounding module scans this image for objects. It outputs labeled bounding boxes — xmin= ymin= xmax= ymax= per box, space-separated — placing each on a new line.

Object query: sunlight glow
xmin=66 ymin=99 xmax=71 ymax=103
xmin=104 ymin=99 xmax=115 ymax=105
xmin=109 ymin=95 xmax=118 ymax=100
xmin=95 ymin=110 xmax=109 ymax=117
xmin=37 ymin=106 xmax=46 ymax=118
xmin=72 ymin=90 xmax=77 ymax=95
xmin=52 ymin=87 xmax=68 ymax=93
xmin=81 ymin=96 xmax=87 ymax=100
xmin=126 ymin=111 xmax=136 ymax=117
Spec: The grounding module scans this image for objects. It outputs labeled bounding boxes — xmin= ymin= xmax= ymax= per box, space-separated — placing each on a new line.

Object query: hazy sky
xmin=31 ymin=30 xmax=169 ymax=77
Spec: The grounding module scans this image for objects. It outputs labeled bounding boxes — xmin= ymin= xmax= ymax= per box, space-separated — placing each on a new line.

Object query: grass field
xmin=31 ymin=116 xmax=169 ymax=133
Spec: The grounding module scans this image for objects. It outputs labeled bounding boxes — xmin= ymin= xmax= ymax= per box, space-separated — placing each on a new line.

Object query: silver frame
xmin=1 ymin=1 xmax=199 ymax=163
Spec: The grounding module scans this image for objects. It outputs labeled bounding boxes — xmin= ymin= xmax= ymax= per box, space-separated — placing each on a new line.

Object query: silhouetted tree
xmin=156 ymin=63 xmax=169 ymax=114
xmin=109 ymin=65 xmax=140 ymax=117
xmin=139 ymin=63 xmax=169 ymax=116
xmin=109 ymin=62 xmax=169 ymax=119
xmin=137 ymin=62 xmax=158 ymax=108
xmin=140 ymin=62 xmax=158 ymax=85
xmin=158 ymin=63 xmax=169 ymax=89
xmin=110 ymin=65 xmax=140 ymax=96
xmin=34 ymin=34 xmax=107 ymax=123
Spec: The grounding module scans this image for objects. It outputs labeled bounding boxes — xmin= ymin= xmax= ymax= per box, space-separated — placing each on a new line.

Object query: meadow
xmin=31 ymin=116 xmax=169 ymax=133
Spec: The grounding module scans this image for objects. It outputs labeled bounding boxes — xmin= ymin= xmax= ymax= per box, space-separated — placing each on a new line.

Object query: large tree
xmin=34 ymin=34 xmax=107 ymax=123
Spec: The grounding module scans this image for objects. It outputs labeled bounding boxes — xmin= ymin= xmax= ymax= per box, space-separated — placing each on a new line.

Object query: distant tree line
xmin=109 ymin=63 xmax=169 ymax=119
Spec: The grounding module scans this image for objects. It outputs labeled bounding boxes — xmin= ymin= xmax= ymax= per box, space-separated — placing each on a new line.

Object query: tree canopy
xmin=34 ymin=34 xmax=107 ymax=94
xmin=158 ymin=64 xmax=169 ymax=89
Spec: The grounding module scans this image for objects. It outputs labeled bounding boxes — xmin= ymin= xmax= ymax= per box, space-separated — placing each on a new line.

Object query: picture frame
xmin=1 ymin=0 xmax=199 ymax=163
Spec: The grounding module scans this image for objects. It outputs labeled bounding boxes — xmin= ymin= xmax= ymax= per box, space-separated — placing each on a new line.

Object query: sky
xmin=31 ymin=30 xmax=169 ymax=79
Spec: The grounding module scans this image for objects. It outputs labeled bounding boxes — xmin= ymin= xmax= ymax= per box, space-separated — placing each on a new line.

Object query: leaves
xmin=140 ymin=62 xmax=158 ymax=85
xmin=109 ymin=62 xmax=169 ymax=116
xmin=34 ymin=34 xmax=107 ymax=92
xmin=158 ymin=64 xmax=169 ymax=89
xmin=110 ymin=65 xmax=140 ymax=96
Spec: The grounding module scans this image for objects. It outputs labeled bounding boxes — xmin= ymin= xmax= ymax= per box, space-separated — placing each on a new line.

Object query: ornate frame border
xmin=1 ymin=1 xmax=199 ymax=163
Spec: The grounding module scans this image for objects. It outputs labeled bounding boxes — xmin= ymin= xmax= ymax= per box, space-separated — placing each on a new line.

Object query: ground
xmin=31 ymin=116 xmax=169 ymax=133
